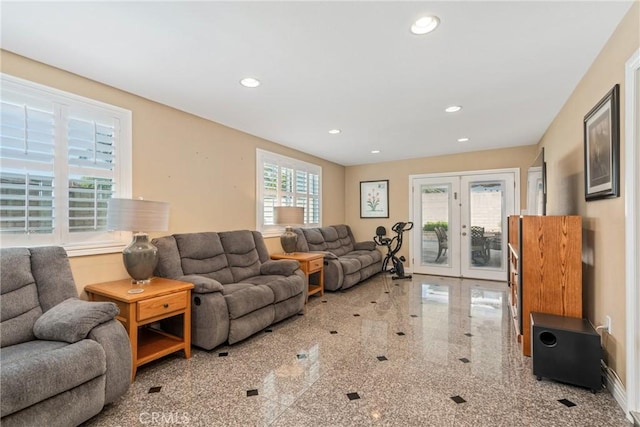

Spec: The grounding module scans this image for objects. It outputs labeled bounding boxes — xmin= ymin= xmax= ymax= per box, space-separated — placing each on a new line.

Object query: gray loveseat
xmin=293 ymin=224 xmax=382 ymax=291
xmin=153 ymin=230 xmax=306 ymax=350
xmin=0 ymin=247 xmax=131 ymax=427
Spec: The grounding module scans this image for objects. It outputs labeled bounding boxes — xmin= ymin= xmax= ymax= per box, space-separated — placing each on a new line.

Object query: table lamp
xmin=107 ymin=198 xmax=170 ymax=292
xmin=274 ymin=206 xmax=304 ymax=254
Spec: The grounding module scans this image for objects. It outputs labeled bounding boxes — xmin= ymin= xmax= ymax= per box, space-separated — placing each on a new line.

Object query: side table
xmin=85 ymin=277 xmax=194 ymax=381
xmin=271 ymin=252 xmax=324 ymax=302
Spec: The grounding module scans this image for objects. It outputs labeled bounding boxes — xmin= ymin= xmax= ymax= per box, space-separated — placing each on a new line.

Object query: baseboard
xmin=602 ymin=361 xmax=628 ymax=418
xmin=631 ymin=411 xmax=639 ymax=427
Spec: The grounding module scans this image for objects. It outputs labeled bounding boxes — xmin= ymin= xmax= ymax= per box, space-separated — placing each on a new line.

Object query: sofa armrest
xmin=355 ymin=241 xmax=376 ymax=251
xmin=33 ymin=298 xmax=119 ymax=343
xmin=261 ymin=260 xmax=300 ymax=276
xmin=87 ymin=319 xmax=132 ymax=404
xmin=178 ymin=275 xmax=224 ymax=294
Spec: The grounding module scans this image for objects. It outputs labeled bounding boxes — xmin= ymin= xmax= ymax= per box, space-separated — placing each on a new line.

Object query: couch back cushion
xmin=219 ymin=230 xmax=263 ymax=283
xmin=174 ymin=232 xmax=234 ymax=284
xmin=322 ymin=225 xmax=355 ymax=256
xmin=300 ymin=228 xmax=327 ymax=252
xmin=299 ymin=225 xmax=355 ymax=256
xmin=0 ymin=247 xmax=77 ymax=348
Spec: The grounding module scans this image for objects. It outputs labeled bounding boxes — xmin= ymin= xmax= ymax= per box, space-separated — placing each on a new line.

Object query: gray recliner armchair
xmin=0 ymin=247 xmax=132 ymax=427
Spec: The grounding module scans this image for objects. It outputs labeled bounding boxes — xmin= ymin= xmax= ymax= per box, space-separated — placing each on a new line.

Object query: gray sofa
xmin=153 ymin=230 xmax=306 ymax=350
xmin=0 ymin=247 xmax=131 ymax=427
xmin=293 ymin=224 xmax=382 ymax=291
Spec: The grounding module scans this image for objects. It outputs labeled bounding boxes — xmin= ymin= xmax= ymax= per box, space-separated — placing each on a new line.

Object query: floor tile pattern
xmin=83 ymin=274 xmax=631 ymax=426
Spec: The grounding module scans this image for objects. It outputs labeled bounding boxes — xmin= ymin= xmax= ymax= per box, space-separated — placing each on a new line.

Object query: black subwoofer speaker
xmin=531 ymin=312 xmax=602 ymax=392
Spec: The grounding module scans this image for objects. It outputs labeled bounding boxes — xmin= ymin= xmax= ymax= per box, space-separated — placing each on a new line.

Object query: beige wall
xmin=345 ymin=144 xmax=538 ymax=264
xmin=0 ymin=50 xmax=346 ymax=294
xmin=537 ymin=2 xmax=639 ymax=384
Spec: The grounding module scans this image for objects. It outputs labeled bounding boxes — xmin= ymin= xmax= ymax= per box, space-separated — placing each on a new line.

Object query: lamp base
xmin=123 ymin=233 xmax=158 ymax=289
xmin=280 ymin=226 xmax=298 ymax=254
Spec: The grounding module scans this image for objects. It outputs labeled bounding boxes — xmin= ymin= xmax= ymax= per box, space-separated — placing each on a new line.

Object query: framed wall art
xmin=584 ymin=84 xmax=620 ymax=201
xmin=360 ymin=180 xmax=389 ymax=218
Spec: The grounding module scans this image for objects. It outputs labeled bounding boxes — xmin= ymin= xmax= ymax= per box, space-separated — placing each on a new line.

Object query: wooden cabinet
xmin=507 ymin=215 xmax=582 ymax=356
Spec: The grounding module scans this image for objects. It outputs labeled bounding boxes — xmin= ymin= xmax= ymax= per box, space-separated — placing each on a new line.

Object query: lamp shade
xmin=274 ymin=206 xmax=304 ymax=226
xmin=107 ymin=198 xmax=170 ymax=232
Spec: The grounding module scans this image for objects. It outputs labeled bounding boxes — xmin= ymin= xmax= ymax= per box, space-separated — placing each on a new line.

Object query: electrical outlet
xmin=605 ymin=315 xmax=612 ymax=335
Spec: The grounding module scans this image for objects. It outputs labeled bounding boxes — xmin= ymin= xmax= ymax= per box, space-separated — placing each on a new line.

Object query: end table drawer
xmin=309 ymin=258 xmax=323 ymax=271
xmin=138 ymin=291 xmax=188 ymax=321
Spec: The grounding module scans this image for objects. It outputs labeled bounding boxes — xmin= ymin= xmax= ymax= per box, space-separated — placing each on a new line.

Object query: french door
xmin=410 ymin=169 xmax=518 ymax=281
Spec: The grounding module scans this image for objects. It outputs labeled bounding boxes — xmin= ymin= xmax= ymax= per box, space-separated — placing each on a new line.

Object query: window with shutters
xmin=0 ymin=74 xmax=132 ymax=255
xmin=256 ymin=149 xmax=321 ymax=236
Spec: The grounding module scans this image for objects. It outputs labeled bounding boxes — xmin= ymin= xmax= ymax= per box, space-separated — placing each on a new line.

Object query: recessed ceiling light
xmin=457 ymin=137 xmax=470 ymax=142
xmin=445 ymin=105 xmax=462 ymax=113
xmin=411 ymin=16 xmax=440 ymax=35
xmin=240 ymin=77 xmax=260 ymax=88
xmin=328 ymin=129 xmax=341 ymax=134
xmin=371 ymin=150 xmax=381 ymax=154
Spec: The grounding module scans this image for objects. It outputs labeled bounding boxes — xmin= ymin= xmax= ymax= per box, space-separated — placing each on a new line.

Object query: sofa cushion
xmin=33 ymin=298 xmax=118 ymax=344
xmin=345 ymin=250 xmax=382 ymax=269
xmin=220 ymin=230 xmax=262 ymax=283
xmin=243 ymin=275 xmax=303 ymax=303
xmin=0 ymin=339 xmax=106 ymax=417
xmin=175 ymin=232 xmax=234 ymax=284
xmin=338 ymin=257 xmax=362 ymax=275
xmin=224 ymin=284 xmax=275 ymax=319
xmin=301 ymin=228 xmax=328 ymax=252
xmin=1 ymin=248 xmax=42 ymax=348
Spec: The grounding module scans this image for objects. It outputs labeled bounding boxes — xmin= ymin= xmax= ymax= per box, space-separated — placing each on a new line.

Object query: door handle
xmin=462 ymin=232 xmax=467 ymax=236
xmin=462 ymin=225 xmax=467 ymax=228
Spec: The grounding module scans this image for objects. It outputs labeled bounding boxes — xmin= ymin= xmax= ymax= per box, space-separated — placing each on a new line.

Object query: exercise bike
xmin=373 ymin=221 xmax=414 ymax=280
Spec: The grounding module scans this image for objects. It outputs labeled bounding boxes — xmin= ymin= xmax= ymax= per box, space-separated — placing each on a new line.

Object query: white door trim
xmin=625 ymin=48 xmax=640 ymax=419
xmin=409 ymin=168 xmax=520 ymax=280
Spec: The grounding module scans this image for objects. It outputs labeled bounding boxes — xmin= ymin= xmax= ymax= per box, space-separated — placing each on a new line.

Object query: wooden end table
xmin=271 ymin=252 xmax=324 ymax=302
xmin=85 ymin=277 xmax=194 ymax=381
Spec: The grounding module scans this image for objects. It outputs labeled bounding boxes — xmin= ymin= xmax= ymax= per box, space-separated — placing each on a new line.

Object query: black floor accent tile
xmin=394 ymin=283 xmax=400 ymax=286
xmin=246 ymin=389 xmax=259 ymax=397
xmin=464 ymin=333 xmax=473 ymax=337
xmin=377 ymin=356 xmax=388 ymax=361
xmin=264 ymin=329 xmax=273 ymax=333
xmin=459 ymin=357 xmax=470 ymax=363
xmin=330 ymin=330 xmax=338 ymax=334
xmin=384 ymin=291 xmax=390 ymax=294
xmin=322 ymin=300 xmax=328 ymax=303
xmin=396 ymin=332 xmax=405 ymax=336
xmin=410 ymin=314 xmax=418 ymax=318
xmin=353 ymin=314 xmax=360 ymax=317
xmin=371 ymin=301 xmax=377 ymax=303
xmin=347 ymin=392 xmax=360 ymax=401
xmin=297 ymin=353 xmax=307 ymax=359
xmin=218 ymin=352 xmax=229 ymax=357
xmin=558 ymin=399 xmax=576 ymax=407
xmin=148 ymin=386 xmax=162 ymax=394
xmin=450 ymin=395 xmax=466 ymax=404
xmin=297 ymin=313 xmax=304 ymax=316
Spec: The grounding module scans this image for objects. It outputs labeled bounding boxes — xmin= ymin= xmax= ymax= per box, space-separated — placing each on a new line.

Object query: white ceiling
xmin=1 ymin=1 xmax=633 ymax=166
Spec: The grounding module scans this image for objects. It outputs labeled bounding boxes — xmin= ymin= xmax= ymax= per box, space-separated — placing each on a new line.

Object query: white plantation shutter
xmin=0 ymin=74 xmax=132 ymax=255
xmin=1 ymin=100 xmax=56 ymax=235
xmin=256 ymin=149 xmax=321 ymax=236
xmin=67 ymin=117 xmax=117 ymax=233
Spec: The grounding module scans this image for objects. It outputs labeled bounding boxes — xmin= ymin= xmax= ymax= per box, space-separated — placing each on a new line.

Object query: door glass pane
xmin=420 ymin=183 xmax=451 ymax=266
xmin=469 ymin=180 xmax=504 ymax=269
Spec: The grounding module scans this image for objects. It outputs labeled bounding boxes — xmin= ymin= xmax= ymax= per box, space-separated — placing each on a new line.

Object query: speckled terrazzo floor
xmin=82 ymin=274 xmax=631 ymax=427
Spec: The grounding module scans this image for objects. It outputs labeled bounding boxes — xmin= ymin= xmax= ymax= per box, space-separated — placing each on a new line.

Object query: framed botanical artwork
xmin=360 ymin=180 xmax=389 ymax=218
xmin=584 ymin=84 xmax=620 ymax=201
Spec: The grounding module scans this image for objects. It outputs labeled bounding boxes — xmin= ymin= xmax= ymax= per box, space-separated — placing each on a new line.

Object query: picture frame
xmin=584 ymin=84 xmax=620 ymax=201
xmin=360 ymin=180 xmax=389 ymax=218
